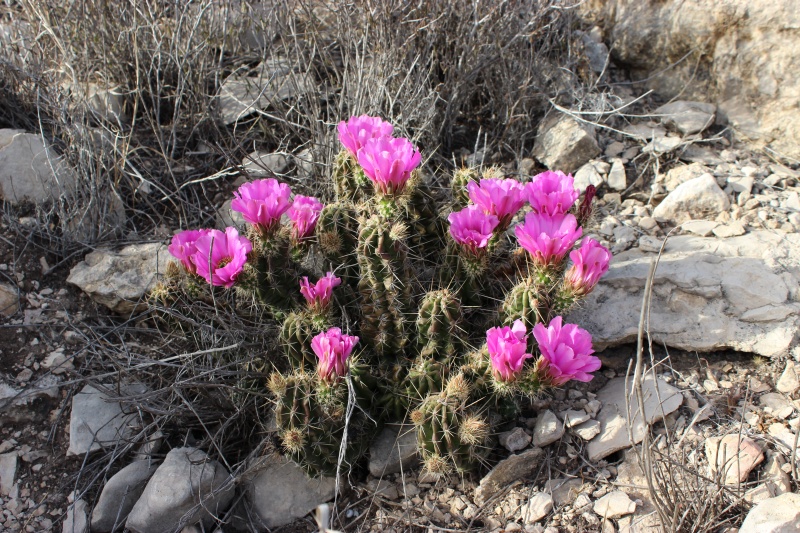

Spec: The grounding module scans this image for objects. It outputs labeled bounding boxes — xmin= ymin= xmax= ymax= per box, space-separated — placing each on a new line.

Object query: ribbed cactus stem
xmin=451 ymin=167 xmax=479 ymax=208
xmin=500 ymin=277 xmax=548 ymax=331
xmin=316 ymin=202 xmax=359 ymax=285
xmin=333 ymin=150 xmax=371 ymax=201
xmin=416 ymin=289 xmax=462 ymax=361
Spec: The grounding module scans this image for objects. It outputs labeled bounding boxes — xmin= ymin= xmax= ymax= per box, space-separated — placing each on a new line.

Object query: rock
xmin=682 ymin=220 xmax=719 ymax=237
xmin=532 ymin=410 xmax=564 ymax=447
xmin=241 ymin=150 xmax=289 ymax=177
xmin=658 ymin=163 xmax=708 ymax=194
xmin=652 ymin=174 xmax=730 ymax=224
xmin=499 ymin=427 xmax=531 ymax=453
xmin=745 ymin=453 xmax=792 ymax=504
xmin=572 ymin=420 xmax=601 ymax=441
xmin=728 ymin=176 xmax=755 ymax=194
xmin=567 ymin=232 xmax=800 ymax=357
xmin=739 ymin=492 xmax=800 ymax=533
xmin=68 ymin=384 xmax=143 ymax=456
xmin=368 ymin=424 xmax=419 ymax=477
xmin=606 ymin=159 xmax=627 ymax=190
xmin=63 ymin=499 xmax=89 ymax=533
xmin=642 ymin=135 xmax=682 ymax=154
xmin=524 ymin=492 xmax=553 ymax=523
xmin=560 ymin=409 xmax=590 ymax=428
xmin=544 ymin=478 xmax=583 ymax=507
xmin=0 ymin=129 xmax=74 ymax=204
xmin=777 ymin=361 xmax=800 ymax=394
xmin=0 ymin=452 xmax=16 ymax=496
xmin=126 ymin=447 xmax=234 ymax=533
xmin=0 ymin=375 xmax=60 ymax=424
xmin=654 ymin=101 xmax=716 ymax=135
xmin=712 ymin=221 xmax=746 ymax=238
xmin=217 ymin=59 xmax=313 ymax=124
xmin=638 ymin=217 xmax=658 ymax=231
xmin=586 ymin=375 xmax=683 ymax=461
xmin=67 ymin=243 xmax=171 ymax=314
xmin=0 ymin=283 xmax=18 ymax=317
xmin=474 ymin=448 xmax=544 ymax=505
xmin=680 ymin=145 xmax=723 ymax=165
xmin=91 ymin=461 xmax=158 ymax=532
xmin=578 ymin=29 xmax=610 ymax=73
xmin=705 ymin=435 xmax=764 ymax=485
xmin=41 ymin=347 xmax=72 ymax=375
xmin=365 ymin=479 xmax=399 ymax=500
xmin=760 ymin=393 xmax=794 ymax=420
xmin=573 ymin=161 xmax=605 ymax=193
xmin=215 ymin=199 xmax=246 ymax=230
xmin=624 ymin=123 xmax=667 ymax=141
xmin=532 ymin=115 xmax=600 ymax=174
xmin=593 ymin=491 xmax=636 ymax=519
xmin=768 ymin=423 xmax=800 ymax=459
xmin=244 ymin=454 xmax=335 ymax=529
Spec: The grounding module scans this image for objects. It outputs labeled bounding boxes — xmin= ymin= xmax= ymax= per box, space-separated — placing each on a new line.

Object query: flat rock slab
xmin=740 ymin=492 xmax=800 ymax=533
xmin=652 ymin=174 xmax=730 ymax=224
xmin=532 ymin=115 xmax=600 ymax=174
xmin=368 ymin=424 xmax=419 ymax=477
xmin=654 ymin=100 xmax=716 ymax=135
xmin=68 ymin=384 xmax=144 ymax=456
xmin=0 ymin=453 xmax=16 ymax=496
xmin=532 ymin=410 xmax=564 ymax=447
xmin=586 ymin=375 xmax=683 ymax=462
xmin=67 ymin=243 xmax=171 ymax=314
xmin=593 ymin=490 xmax=636 ymax=519
xmin=705 ymin=435 xmax=764 ymax=485
xmin=0 ymin=129 xmax=74 ymax=204
xmin=474 ymin=447 xmax=544 ymax=505
xmin=568 ymin=231 xmax=800 ymax=358
xmin=91 ymin=460 xmax=158 ymax=532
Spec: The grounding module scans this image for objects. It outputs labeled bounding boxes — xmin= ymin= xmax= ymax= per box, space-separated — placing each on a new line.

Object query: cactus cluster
xmin=156 ymin=114 xmax=612 ymax=478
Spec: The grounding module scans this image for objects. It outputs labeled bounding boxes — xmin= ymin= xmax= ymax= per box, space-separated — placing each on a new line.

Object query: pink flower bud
xmin=357 ymin=136 xmax=421 ymax=196
xmin=514 ymin=212 xmax=582 ymax=267
xmin=466 ymin=178 xmax=526 ymax=229
xmin=168 ymin=229 xmax=210 ymax=274
xmin=337 ymin=115 xmax=394 ymax=158
xmin=486 ymin=320 xmax=533 ymax=382
xmin=564 ymin=239 xmax=611 ymax=296
xmin=287 ymin=195 xmax=324 ymax=240
xmin=533 ymin=316 xmax=600 ymax=385
xmin=230 ymin=178 xmax=292 ymax=232
xmin=193 ymin=227 xmax=252 ymax=288
xmin=448 ymin=205 xmax=499 ymax=254
xmin=525 ymin=170 xmax=579 ymax=216
xmin=299 ymin=272 xmax=342 ymax=311
xmin=311 ymin=327 xmax=359 ymax=383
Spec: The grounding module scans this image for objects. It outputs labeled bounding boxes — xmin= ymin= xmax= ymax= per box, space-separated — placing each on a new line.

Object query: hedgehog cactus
xmin=159 ymin=113 xmax=612 ymax=480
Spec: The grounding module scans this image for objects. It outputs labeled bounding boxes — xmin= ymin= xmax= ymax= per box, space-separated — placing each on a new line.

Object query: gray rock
xmin=0 ymin=375 xmax=60 ymax=424
xmin=740 ymin=492 xmax=800 ymax=533
xmin=498 ymin=427 xmax=531 ymax=453
xmin=217 ymin=59 xmax=313 ymax=125
xmin=0 ymin=129 xmax=74 ymax=204
xmin=560 ymin=409 xmax=590 ymax=428
xmin=573 ymin=161 xmax=605 ymax=193
xmin=586 ymin=375 xmax=683 ymax=461
xmin=532 ymin=410 xmax=564 ymax=447
xmin=0 ymin=282 xmax=18 ymax=317
xmin=63 ymin=499 xmax=89 ymax=533
xmin=126 ymin=447 xmax=234 ymax=533
xmin=241 ymin=150 xmax=289 ymax=177
xmin=244 ymin=454 xmax=335 ymax=529
xmin=215 ymin=199 xmax=246 ymax=230
xmin=681 ymin=220 xmax=719 ymax=237
xmin=532 ymin=116 xmax=600 ymax=174
xmin=67 ymin=243 xmax=171 ymax=314
xmin=578 ymin=29 xmax=610 ymax=74
xmin=760 ymin=393 xmax=794 ymax=420
xmin=91 ymin=461 xmax=158 ymax=532
xmin=572 ymin=420 xmax=601 ymax=441
xmin=777 ymin=361 xmax=800 ymax=394
xmin=705 ymin=435 xmax=764 ymax=485
xmin=368 ymin=424 xmax=419 ymax=477
xmin=642 ymin=135 xmax=682 ymax=154
xmin=365 ymin=479 xmax=399 ymax=500
xmin=593 ymin=491 xmax=636 ymax=519
xmin=567 ymin=232 xmax=800 ymax=357
xmin=606 ymin=159 xmax=627 ymax=191
xmin=654 ymin=101 xmax=716 ymax=135
xmin=624 ymin=123 xmax=667 ymax=141
xmin=0 ymin=452 xmax=16 ymax=495
xmin=474 ymin=447 xmax=544 ymax=505
xmin=544 ymin=478 xmax=583 ymax=507
xmin=652 ymin=174 xmax=730 ymax=224
xmin=68 ymin=384 xmax=143 ymax=456
xmin=524 ymin=492 xmax=553 ymax=523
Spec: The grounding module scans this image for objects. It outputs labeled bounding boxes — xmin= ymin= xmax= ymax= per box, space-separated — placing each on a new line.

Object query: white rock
xmin=474 ymin=448 xmax=544 ymax=505
xmin=705 ymin=435 xmax=764 ymax=485
xmin=241 ymin=151 xmax=289 ymax=177
xmin=532 ymin=410 xmax=564 ymax=447
xmin=524 ymin=492 xmax=553 ymax=523
xmin=560 ymin=409 xmax=590 ymax=428
xmin=745 ymin=453 xmax=791 ymax=504
xmin=728 ymin=176 xmax=755 ymax=194
xmin=0 ymin=452 xmax=16 ymax=496
xmin=0 ymin=129 xmax=74 ymax=204
xmin=91 ymin=460 xmax=157 ymax=532
xmin=652 ymin=174 xmax=730 ymax=224
xmin=681 ymin=220 xmax=718 ymax=237
xmin=624 ymin=123 xmax=666 ymax=141
xmin=777 ymin=361 xmax=800 ymax=394
xmin=586 ymin=375 xmax=683 ymax=461
xmin=572 ymin=419 xmax=601 ymax=441
xmin=638 ymin=217 xmax=658 ymax=231
xmin=760 ymin=393 xmax=794 ymax=420
xmin=499 ymin=427 xmax=532 ymax=452
xmin=740 ymin=492 xmax=800 ymax=533
xmin=642 ymin=135 xmax=682 ymax=154
xmin=368 ymin=424 xmax=418 ymax=477
xmin=607 ymin=159 xmax=627 ymax=190
xmin=532 ymin=115 xmax=600 ymax=174
xmin=68 ymin=384 xmax=144 ymax=456
xmin=593 ymin=491 xmax=636 ymax=519
xmin=654 ymin=101 xmax=716 ymax=135
xmin=63 ymin=499 xmax=89 ymax=533
xmin=712 ymin=221 xmax=746 ymax=238
xmin=574 ymin=161 xmax=605 ymax=193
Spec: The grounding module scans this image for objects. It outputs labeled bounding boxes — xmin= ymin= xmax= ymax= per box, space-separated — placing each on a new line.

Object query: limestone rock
xmin=654 ymin=101 xmax=716 ymax=135
xmin=63 ymin=499 xmax=89 ymax=533
xmin=705 ymin=435 xmax=764 ymax=485
xmin=244 ymin=454 xmax=335 ymax=529
xmin=593 ymin=491 xmax=636 ymax=519
xmin=532 ymin=115 xmax=600 ymax=174
xmin=740 ymin=492 xmax=800 ymax=533
xmin=606 ymin=159 xmax=627 ymax=190
xmin=567 ymin=232 xmax=800 ymax=357
xmin=760 ymin=393 xmax=794 ymax=420
xmin=0 ymin=452 xmax=16 ymax=496
xmin=560 ymin=409 xmax=590 ymax=428
xmin=368 ymin=424 xmax=419 ymax=477
xmin=474 ymin=448 xmax=544 ymax=505
xmin=498 ymin=427 xmax=531 ymax=453
xmin=91 ymin=461 xmax=158 ymax=532
xmin=126 ymin=447 xmax=234 ymax=533
xmin=776 ymin=361 xmax=800 ymax=394
xmin=573 ymin=161 xmax=605 ymax=193
xmin=241 ymin=150 xmax=289 ymax=177
xmin=586 ymin=375 xmax=683 ymax=461
xmin=572 ymin=419 xmax=601 ymax=441
xmin=532 ymin=410 xmax=564 ymax=447
xmin=67 ymin=243 xmax=171 ymax=314
xmin=712 ymin=221 xmax=746 ymax=238
xmin=0 ymin=129 xmax=74 ymax=204
xmin=745 ymin=453 xmax=792 ymax=504
xmin=0 ymin=282 xmax=18 ymax=317
xmin=215 ymin=199 xmax=246 ymax=230
xmin=68 ymin=384 xmax=143 ymax=456
xmin=524 ymin=492 xmax=553 ymax=523
xmin=544 ymin=478 xmax=583 ymax=507
xmin=652 ymin=174 xmax=730 ymax=224
xmin=681 ymin=220 xmax=718 ymax=237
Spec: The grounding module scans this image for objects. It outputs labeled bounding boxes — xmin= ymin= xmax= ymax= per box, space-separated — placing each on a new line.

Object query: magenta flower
xmin=168 ymin=229 xmax=210 ymax=274
xmin=525 ymin=171 xmax=580 ymax=216
xmin=564 ymin=239 xmax=611 ymax=296
xmin=448 ymin=205 xmax=500 ymax=254
xmin=230 ymin=178 xmax=292 ymax=232
xmin=533 ymin=316 xmax=600 ymax=385
xmin=515 ymin=212 xmax=583 ymax=266
xmin=311 ymin=327 xmax=359 ymax=383
xmin=356 ymin=136 xmax=422 ymax=195
xmin=467 ymin=178 xmax=526 ymax=229
xmin=337 ymin=115 xmax=394 ymax=158
xmin=299 ymin=272 xmax=342 ymax=312
xmin=192 ymin=227 xmax=252 ymax=288
xmin=287 ymin=195 xmax=323 ymax=240
xmin=486 ymin=320 xmax=534 ymax=382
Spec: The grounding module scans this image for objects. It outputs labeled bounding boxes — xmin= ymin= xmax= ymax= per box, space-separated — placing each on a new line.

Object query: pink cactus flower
xmin=299 ymin=272 xmax=342 ymax=311
xmin=525 ymin=170 xmax=580 ymax=216
xmin=515 ymin=212 xmax=582 ymax=266
xmin=533 ymin=316 xmax=600 ymax=385
xmin=337 ymin=115 xmax=395 ymax=158
xmin=230 ymin=178 xmax=292 ymax=232
xmin=467 ymin=178 xmax=527 ymax=228
xmin=287 ymin=195 xmax=324 ymax=240
xmin=448 ymin=205 xmax=500 ymax=254
xmin=168 ymin=229 xmax=210 ymax=274
xmin=192 ymin=227 xmax=252 ymax=288
xmin=564 ymin=239 xmax=611 ymax=296
xmin=356 ymin=136 xmax=421 ymax=196
xmin=486 ymin=320 xmax=534 ymax=382
xmin=311 ymin=327 xmax=359 ymax=383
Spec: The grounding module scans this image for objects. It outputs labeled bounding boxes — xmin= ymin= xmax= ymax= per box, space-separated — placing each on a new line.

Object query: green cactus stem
xmin=280 ymin=311 xmax=331 ymax=371
xmin=316 ymin=202 xmax=359 ymax=286
xmin=500 ymin=277 xmax=548 ymax=331
xmin=451 ymin=167 xmax=479 ymax=208
xmin=333 ymin=150 xmax=371 ymax=202
xmin=416 ymin=289 xmax=462 ymax=361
